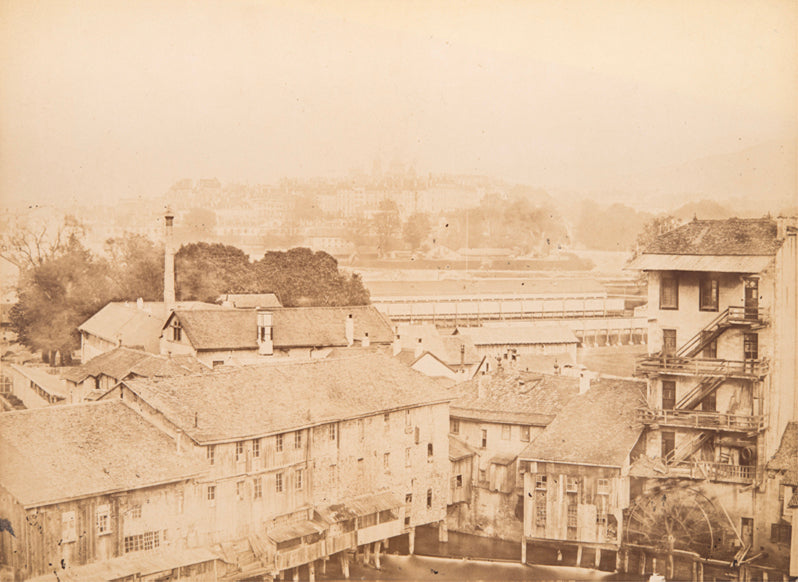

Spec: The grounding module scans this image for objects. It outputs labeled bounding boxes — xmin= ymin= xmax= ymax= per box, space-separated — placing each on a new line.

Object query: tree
xmin=175 ymin=242 xmax=255 ymax=302
xmin=632 ymin=215 xmax=681 ymax=258
xmin=253 ymin=248 xmax=369 ymax=307
xmin=11 ymin=235 xmax=114 ymax=364
xmin=402 ymin=212 xmax=432 ymax=252
xmin=104 ymin=233 xmax=164 ymax=301
xmin=1 ymin=214 xmax=85 ymax=269
xmin=373 ymin=198 xmax=401 ymax=257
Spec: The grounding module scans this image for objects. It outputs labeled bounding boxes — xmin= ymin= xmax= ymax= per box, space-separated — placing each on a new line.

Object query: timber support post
xmin=520 ymin=538 xmax=527 ymax=564
xmin=408 ymin=527 xmax=416 ymax=555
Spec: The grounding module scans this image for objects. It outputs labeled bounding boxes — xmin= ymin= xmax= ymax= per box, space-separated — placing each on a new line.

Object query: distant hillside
xmin=620 ymin=139 xmax=797 ymax=214
xmin=671 ymin=200 xmax=734 ymax=221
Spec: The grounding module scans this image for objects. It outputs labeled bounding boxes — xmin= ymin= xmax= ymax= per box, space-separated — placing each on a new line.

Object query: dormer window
xmin=170 ymin=319 xmax=182 ymax=342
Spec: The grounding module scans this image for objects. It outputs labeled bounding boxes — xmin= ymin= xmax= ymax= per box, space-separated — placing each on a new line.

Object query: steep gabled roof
xmin=449 ymin=435 xmax=477 ymax=461
xmin=0 ymin=401 xmax=204 ymax=508
xmin=168 ymin=305 xmax=394 ymax=350
xmin=767 ymin=422 xmax=798 ymax=485
xmin=115 ymin=354 xmax=452 ymax=444
xmin=451 ymin=370 xmax=579 ymax=426
xmin=519 ymin=378 xmax=646 ymax=468
xmin=643 ymin=218 xmax=782 ymax=256
xmin=63 ymin=347 xmax=206 ymax=383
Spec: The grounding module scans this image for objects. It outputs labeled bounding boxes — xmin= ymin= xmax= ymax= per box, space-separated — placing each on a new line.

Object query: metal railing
xmin=635 ymin=356 xmax=767 ymax=379
xmin=636 ymin=408 xmax=765 ymax=432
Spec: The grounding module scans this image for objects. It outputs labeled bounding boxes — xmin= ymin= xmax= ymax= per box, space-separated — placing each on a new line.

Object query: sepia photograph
xmin=0 ymin=1 xmax=796 ymax=580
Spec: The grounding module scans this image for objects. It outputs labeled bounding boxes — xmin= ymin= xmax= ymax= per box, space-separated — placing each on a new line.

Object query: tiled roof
xmin=79 ymin=301 xmax=220 ymax=352
xmin=8 ymin=364 xmax=68 ymax=398
xmin=368 ymin=278 xmax=606 ymax=298
xmin=169 ymin=305 xmax=394 ymax=351
xmin=449 ymin=435 xmax=476 ymax=461
xmin=642 ymin=218 xmax=782 ymax=256
xmin=456 ymin=325 xmax=577 ymax=346
xmin=0 ymin=401 xmax=204 ymax=507
xmin=519 ymin=378 xmax=646 ymax=468
xmin=63 ymin=347 xmax=206 ymax=383
xmin=396 ymin=324 xmax=480 ymax=366
xmin=117 ymin=354 xmax=452 ymax=443
xmin=218 ymin=293 xmax=282 ymax=309
xmin=451 ymin=370 xmax=579 ymax=426
xmin=767 ymin=422 xmax=798 ymax=485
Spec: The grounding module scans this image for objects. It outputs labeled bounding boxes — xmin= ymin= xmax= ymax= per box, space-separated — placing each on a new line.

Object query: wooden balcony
xmin=635 ymin=356 xmax=767 ymax=379
xmin=327 ymin=531 xmax=357 ymax=555
xmin=636 ymin=408 xmax=764 ymax=432
xmin=274 ymin=539 xmax=326 ymax=571
xmin=665 ymin=462 xmax=755 ymax=484
xmin=357 ymin=519 xmax=403 ymax=546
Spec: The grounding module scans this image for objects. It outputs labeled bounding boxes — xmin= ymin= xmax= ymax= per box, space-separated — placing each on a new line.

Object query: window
xmin=535 ymin=503 xmax=547 ymax=527
xmin=171 ymin=320 xmax=182 ymax=341
xmin=427 ymin=443 xmax=433 ymax=458
xmin=455 ymin=474 xmax=463 ymax=488
xmin=661 ymin=380 xmax=676 ymax=410
xmin=405 ymin=447 xmax=411 ymax=467
xmin=329 ymin=423 xmax=337 ymax=441
xmin=520 ymin=426 xmax=531 ymax=442
xmin=212 ymin=360 xmax=224 ymax=368
xmin=130 ymin=505 xmax=142 ymax=519
xmin=236 ymin=480 xmax=245 ymax=500
xmin=661 ymin=431 xmax=676 ymax=461
xmin=479 ymin=469 xmax=487 ymax=482
xmin=384 ymin=412 xmax=390 ymax=423
xmin=275 ymin=472 xmax=283 ymax=493
xmin=405 ymin=409 xmax=411 ymax=426
xmin=206 ymin=445 xmax=215 ymax=465
xmin=405 ymin=493 xmax=413 ymax=504
xmin=659 ymin=275 xmax=679 ymax=310
xmin=275 ymin=433 xmax=284 ymax=452
xmin=450 ymin=418 xmax=460 ymax=434
xmin=207 ymin=485 xmax=216 ymax=505
xmin=426 ymin=489 xmax=433 ymax=509
xmin=701 ymin=391 xmax=717 ymax=412
xmin=414 ymin=426 xmax=420 ymax=445
xmin=95 ymin=505 xmax=111 ymax=535
xmin=294 ymin=431 xmax=302 ymax=449
xmin=567 ymin=504 xmax=578 ymax=527
xmin=566 ymin=476 xmax=579 ymax=493
xmin=252 ymin=439 xmax=260 ymax=458
xmin=384 ymin=452 xmax=390 ymax=470
xmin=771 ymin=522 xmax=792 ymax=544
xmin=699 ymin=277 xmax=719 ymax=311
xmin=295 ymin=469 xmax=304 ymax=490
xmin=662 ymin=329 xmax=677 ymax=356
xmin=743 ymin=333 xmax=758 ymax=360
xmin=501 ymin=425 xmax=511 ymax=440
xmin=597 ymin=478 xmax=609 ymax=495
xmin=535 ymin=475 xmax=547 ymax=491
xmin=254 ymin=478 xmax=262 ymax=499
xmin=235 ymin=441 xmax=245 ymax=462
xmin=124 ymin=531 xmax=160 ymax=553
xmin=481 ymin=429 xmax=487 ymax=448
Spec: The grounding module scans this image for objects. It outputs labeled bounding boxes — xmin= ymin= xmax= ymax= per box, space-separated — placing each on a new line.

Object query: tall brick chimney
xmin=164 ymin=208 xmax=176 ymax=309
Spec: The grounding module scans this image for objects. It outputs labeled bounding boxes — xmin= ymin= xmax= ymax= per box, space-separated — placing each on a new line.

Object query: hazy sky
xmin=1 ymin=0 xmax=796 ymax=208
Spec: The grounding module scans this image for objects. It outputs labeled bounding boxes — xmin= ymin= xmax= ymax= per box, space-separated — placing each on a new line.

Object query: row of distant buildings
xmin=0 ymin=215 xmax=796 ymax=580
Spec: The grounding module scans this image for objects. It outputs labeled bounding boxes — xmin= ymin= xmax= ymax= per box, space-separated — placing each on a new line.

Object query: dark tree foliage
xmin=11 ymin=235 xmax=115 ymax=364
xmin=632 ymin=215 xmax=680 ymax=258
xmin=104 ymin=233 xmax=164 ymax=301
xmin=402 ymin=212 xmax=432 ymax=252
xmin=175 ymin=242 xmax=256 ymax=302
xmin=253 ymin=248 xmax=369 ymax=307
xmin=373 ymin=198 xmax=401 ymax=257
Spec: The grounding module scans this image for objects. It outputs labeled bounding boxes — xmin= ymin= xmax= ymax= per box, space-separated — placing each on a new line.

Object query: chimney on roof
xmin=345 ymin=314 xmax=354 ymax=347
xmin=362 ymin=331 xmax=370 ymax=348
xmin=257 ymin=310 xmax=274 ymax=356
xmin=414 ymin=337 xmax=423 ymax=359
xmin=164 ymin=208 xmax=176 ymax=310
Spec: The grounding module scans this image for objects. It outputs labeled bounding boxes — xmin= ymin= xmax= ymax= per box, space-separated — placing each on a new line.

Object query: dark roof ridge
xmin=0 ymin=399 xmax=117 ymax=417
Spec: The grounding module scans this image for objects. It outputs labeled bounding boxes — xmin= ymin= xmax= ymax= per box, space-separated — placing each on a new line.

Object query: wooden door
xmin=744 ymin=278 xmax=758 ymax=320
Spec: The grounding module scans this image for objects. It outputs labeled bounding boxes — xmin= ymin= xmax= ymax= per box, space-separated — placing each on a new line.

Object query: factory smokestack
xmin=164 ymin=208 xmax=176 ymax=309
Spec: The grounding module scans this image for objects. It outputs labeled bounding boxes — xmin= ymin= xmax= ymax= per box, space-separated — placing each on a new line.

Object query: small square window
xmin=235 ymin=441 xmax=245 ymax=462
xmin=520 ymin=426 xmax=531 ymax=442
xmin=566 ymin=477 xmax=579 ymax=493
xmin=252 ymin=439 xmax=260 ymax=458
xmin=295 ymin=469 xmax=304 ymax=490
xmin=295 ymin=431 xmax=303 ymax=450
xmin=535 ymin=475 xmax=547 ymax=491
xmin=450 ymin=419 xmax=460 ymax=434
xmin=275 ymin=472 xmax=284 ymax=493
xmin=96 ymin=504 xmax=111 ymax=536
xmin=253 ymin=478 xmax=263 ymax=499
xmin=597 ymin=478 xmax=609 ymax=495
xmin=207 ymin=485 xmax=216 ymax=504
xmin=130 ymin=505 xmax=142 ymax=519
xmin=455 ymin=474 xmax=463 ymax=488
xmin=275 ymin=434 xmax=284 ymax=452
xmin=206 ymin=445 xmax=215 ymax=465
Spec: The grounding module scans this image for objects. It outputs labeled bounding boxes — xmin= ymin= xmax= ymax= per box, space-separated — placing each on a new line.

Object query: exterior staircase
xmin=664 ymin=432 xmax=712 ymax=466
xmin=675 ymin=376 xmax=725 ymax=410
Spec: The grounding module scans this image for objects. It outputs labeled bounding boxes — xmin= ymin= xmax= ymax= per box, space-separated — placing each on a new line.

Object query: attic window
xmin=170 ymin=320 xmax=182 ymax=341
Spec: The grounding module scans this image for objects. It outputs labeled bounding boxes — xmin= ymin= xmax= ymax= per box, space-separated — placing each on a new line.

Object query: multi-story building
xmin=0 ymin=401 xmax=216 ymax=581
xmin=628 ymin=217 xmax=798 ymax=572
xmin=100 ymin=353 xmax=451 ymax=580
xmin=446 ymin=370 xmax=580 ymax=540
